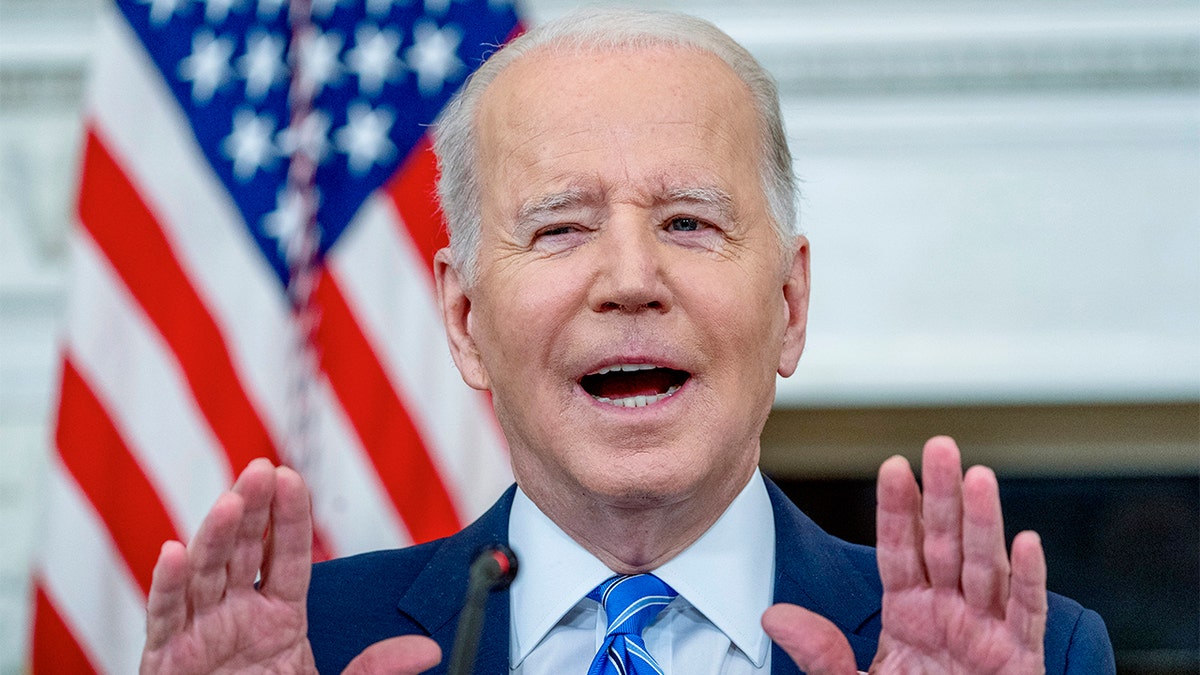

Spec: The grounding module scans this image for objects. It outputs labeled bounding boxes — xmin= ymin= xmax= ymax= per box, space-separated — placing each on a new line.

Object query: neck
xmin=520 ymin=466 xmax=757 ymax=574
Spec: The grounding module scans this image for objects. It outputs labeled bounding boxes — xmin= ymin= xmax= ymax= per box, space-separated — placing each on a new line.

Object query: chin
xmin=584 ymin=461 xmax=701 ymax=509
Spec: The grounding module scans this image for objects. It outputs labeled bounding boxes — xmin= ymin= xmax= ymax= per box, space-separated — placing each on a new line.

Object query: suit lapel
xmin=765 ymin=477 xmax=882 ymax=674
xmin=396 ymin=485 xmax=517 ymax=675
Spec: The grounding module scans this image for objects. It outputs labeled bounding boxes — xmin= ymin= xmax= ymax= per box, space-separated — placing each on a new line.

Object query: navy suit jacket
xmin=308 ymin=478 xmax=1115 ymax=674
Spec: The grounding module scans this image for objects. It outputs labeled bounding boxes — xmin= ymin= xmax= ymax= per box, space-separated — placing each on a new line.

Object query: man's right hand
xmin=139 ymin=458 xmax=441 ymax=674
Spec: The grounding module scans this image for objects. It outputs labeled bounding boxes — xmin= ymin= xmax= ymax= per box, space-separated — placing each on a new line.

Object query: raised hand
xmin=140 ymin=459 xmax=317 ymax=673
xmin=764 ymin=436 xmax=1048 ymax=675
xmin=139 ymin=458 xmax=441 ymax=674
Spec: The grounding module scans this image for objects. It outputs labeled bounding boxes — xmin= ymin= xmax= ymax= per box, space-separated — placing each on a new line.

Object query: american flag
xmin=30 ymin=0 xmax=519 ymax=671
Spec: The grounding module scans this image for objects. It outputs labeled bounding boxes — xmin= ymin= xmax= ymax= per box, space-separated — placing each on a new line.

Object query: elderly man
xmin=140 ymin=9 xmax=1114 ymax=674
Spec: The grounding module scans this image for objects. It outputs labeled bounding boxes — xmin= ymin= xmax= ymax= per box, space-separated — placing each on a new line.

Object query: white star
xmin=334 ymin=102 xmax=396 ymax=174
xmin=202 ymin=0 xmax=244 ymax=23
xmin=366 ymin=0 xmax=413 ymax=18
xmin=178 ymin=30 xmax=235 ymax=103
xmin=404 ymin=19 xmax=463 ymax=97
xmin=423 ymin=0 xmax=465 ymax=16
xmin=222 ymin=108 xmax=277 ymax=180
xmin=138 ymin=0 xmax=189 ymax=26
xmin=346 ymin=24 xmax=403 ymax=96
xmin=257 ymin=0 xmax=285 ymax=19
xmin=264 ymin=187 xmax=319 ymax=263
xmin=238 ymin=31 xmax=289 ymax=100
xmin=311 ymin=0 xmax=351 ymax=19
xmin=277 ymin=111 xmax=332 ymax=164
xmin=294 ymin=29 xmax=344 ymax=99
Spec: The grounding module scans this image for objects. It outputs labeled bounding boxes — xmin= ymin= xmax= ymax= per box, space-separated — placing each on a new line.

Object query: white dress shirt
xmin=507 ymin=470 xmax=776 ymax=674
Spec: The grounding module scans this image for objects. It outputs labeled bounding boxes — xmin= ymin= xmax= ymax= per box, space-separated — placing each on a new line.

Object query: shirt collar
xmin=507 ymin=470 xmax=776 ymax=668
xmin=508 ymin=488 xmax=614 ymax=667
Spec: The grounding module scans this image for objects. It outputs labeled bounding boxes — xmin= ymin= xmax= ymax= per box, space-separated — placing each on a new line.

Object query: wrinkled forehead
xmin=478 ymin=41 xmax=753 ymax=120
xmin=473 ymin=44 xmax=762 ymax=200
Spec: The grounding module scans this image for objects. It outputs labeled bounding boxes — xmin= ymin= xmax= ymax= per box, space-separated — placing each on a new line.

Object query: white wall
xmin=523 ymin=0 xmax=1200 ymax=406
xmin=1 ymin=0 xmax=1197 ymax=670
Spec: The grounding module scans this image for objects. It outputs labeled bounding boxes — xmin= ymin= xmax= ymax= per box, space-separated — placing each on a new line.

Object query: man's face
xmin=437 ymin=45 xmax=809 ymax=511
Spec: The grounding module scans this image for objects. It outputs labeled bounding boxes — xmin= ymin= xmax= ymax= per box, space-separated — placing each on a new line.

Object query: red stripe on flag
xmin=314 ymin=271 xmax=462 ymax=543
xmin=31 ymin=582 xmax=99 ymax=675
xmin=384 ymin=133 xmax=446 ymax=276
xmin=77 ymin=126 xmax=338 ymax=560
xmin=76 ymin=127 xmax=280 ymax=474
xmin=55 ymin=358 xmax=180 ymax=594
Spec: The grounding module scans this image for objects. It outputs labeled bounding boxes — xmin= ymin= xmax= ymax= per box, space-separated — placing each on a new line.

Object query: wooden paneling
xmin=761 ymin=402 xmax=1200 ymax=477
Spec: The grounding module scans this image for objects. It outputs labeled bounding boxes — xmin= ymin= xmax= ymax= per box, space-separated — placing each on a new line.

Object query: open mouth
xmin=579 ymin=364 xmax=691 ymax=408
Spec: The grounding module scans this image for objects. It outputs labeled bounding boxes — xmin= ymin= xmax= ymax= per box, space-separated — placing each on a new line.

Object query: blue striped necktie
xmin=587 ymin=574 xmax=678 ymax=675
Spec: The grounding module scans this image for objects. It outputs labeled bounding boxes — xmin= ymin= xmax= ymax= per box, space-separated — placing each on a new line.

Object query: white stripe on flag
xmin=38 ymin=458 xmax=148 ymax=675
xmin=307 ymin=376 xmax=412 ymax=554
xmin=89 ymin=6 xmax=291 ymax=446
xmin=65 ymin=233 xmax=233 ymax=536
xmin=330 ymin=194 xmax=512 ymax=519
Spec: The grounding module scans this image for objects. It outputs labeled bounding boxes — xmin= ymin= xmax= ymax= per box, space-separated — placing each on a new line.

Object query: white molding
xmin=524 ymin=0 xmax=1200 ymax=96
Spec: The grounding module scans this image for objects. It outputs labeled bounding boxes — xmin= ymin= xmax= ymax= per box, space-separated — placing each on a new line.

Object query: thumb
xmin=763 ymin=603 xmax=858 ymax=675
xmin=341 ymin=635 xmax=442 ymax=675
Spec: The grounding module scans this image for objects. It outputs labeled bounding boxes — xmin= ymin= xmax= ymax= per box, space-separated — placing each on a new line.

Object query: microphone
xmin=447 ymin=544 xmax=519 ymax=675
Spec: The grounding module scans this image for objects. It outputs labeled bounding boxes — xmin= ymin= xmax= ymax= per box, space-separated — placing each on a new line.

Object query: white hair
xmin=433 ymin=7 xmax=799 ymax=283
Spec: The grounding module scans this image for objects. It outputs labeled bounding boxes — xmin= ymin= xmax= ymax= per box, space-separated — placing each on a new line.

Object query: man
xmin=140 ymin=9 xmax=1114 ymax=674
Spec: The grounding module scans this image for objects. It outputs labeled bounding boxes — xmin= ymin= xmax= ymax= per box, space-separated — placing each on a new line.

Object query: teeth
xmin=594 ymin=384 xmax=681 ymax=408
xmin=594 ymin=363 xmax=658 ymax=376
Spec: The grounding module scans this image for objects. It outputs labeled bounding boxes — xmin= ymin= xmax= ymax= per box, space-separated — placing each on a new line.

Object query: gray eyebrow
xmin=659 ymin=186 xmax=736 ymax=220
xmin=516 ymin=187 xmax=595 ymax=224
xmin=515 ymin=184 xmax=736 ymax=225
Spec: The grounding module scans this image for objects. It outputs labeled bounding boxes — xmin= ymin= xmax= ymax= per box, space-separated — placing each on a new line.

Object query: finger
xmin=876 ymin=454 xmax=927 ymax=592
xmin=762 ymin=603 xmax=858 ymax=675
xmin=1007 ymin=530 xmax=1048 ymax=651
xmin=144 ymin=541 xmax=189 ymax=650
xmin=960 ymin=465 xmax=1010 ymax=613
xmin=920 ymin=436 xmax=964 ymax=590
xmin=187 ymin=490 xmax=245 ymax=612
xmin=226 ymin=458 xmax=278 ymax=589
xmin=259 ymin=465 xmax=313 ymax=603
xmin=342 ymin=635 xmax=442 ymax=675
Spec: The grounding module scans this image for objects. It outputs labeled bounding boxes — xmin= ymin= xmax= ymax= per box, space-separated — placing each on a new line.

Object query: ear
xmin=433 ymin=248 xmax=491 ymax=391
xmin=777 ymin=236 xmax=810 ymax=378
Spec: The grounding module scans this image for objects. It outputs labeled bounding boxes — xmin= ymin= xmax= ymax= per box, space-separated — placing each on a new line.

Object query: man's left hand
xmin=763 ymin=436 xmax=1048 ymax=674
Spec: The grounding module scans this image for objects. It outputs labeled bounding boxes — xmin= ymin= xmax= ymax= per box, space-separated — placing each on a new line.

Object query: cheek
xmin=696 ymin=294 xmax=789 ymax=401
xmin=694 ymin=275 xmax=785 ymax=347
xmin=473 ymin=270 xmax=580 ymax=375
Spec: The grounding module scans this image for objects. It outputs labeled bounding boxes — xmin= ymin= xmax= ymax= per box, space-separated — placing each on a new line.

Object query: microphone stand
xmin=447 ymin=544 xmax=518 ymax=675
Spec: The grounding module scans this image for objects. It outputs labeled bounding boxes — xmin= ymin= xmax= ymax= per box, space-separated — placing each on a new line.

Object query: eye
xmin=537 ymin=224 xmax=578 ymax=238
xmin=529 ymin=222 xmax=590 ymax=254
xmin=666 ymin=216 xmax=705 ymax=232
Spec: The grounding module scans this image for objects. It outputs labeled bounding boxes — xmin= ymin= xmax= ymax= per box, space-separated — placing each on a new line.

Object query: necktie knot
xmin=589 ymin=574 xmax=677 ymax=638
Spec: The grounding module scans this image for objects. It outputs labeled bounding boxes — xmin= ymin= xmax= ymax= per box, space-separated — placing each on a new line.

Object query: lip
xmin=578 ymin=355 xmax=689 ymax=378
xmin=574 ymin=375 xmax=692 ymax=413
xmin=574 ymin=354 xmax=694 ymax=412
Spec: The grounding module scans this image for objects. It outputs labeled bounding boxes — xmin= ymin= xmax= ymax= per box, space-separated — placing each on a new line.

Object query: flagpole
xmin=282 ymin=0 xmax=325 ymax=560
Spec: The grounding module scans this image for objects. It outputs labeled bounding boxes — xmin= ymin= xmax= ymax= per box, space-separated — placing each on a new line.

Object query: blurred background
xmin=1 ymin=0 xmax=1197 ymax=672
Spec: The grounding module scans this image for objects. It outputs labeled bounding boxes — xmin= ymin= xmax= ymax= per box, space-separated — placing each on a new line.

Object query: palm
xmin=764 ymin=437 xmax=1047 ymax=675
xmin=139 ymin=460 xmax=444 ymax=675
xmin=140 ymin=584 xmax=313 ymax=673
xmin=139 ymin=460 xmax=316 ymax=674
xmin=871 ymin=584 xmax=1043 ymax=673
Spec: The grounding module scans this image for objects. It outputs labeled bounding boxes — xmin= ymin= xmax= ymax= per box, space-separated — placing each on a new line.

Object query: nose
xmin=588 ymin=216 xmax=671 ymax=314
